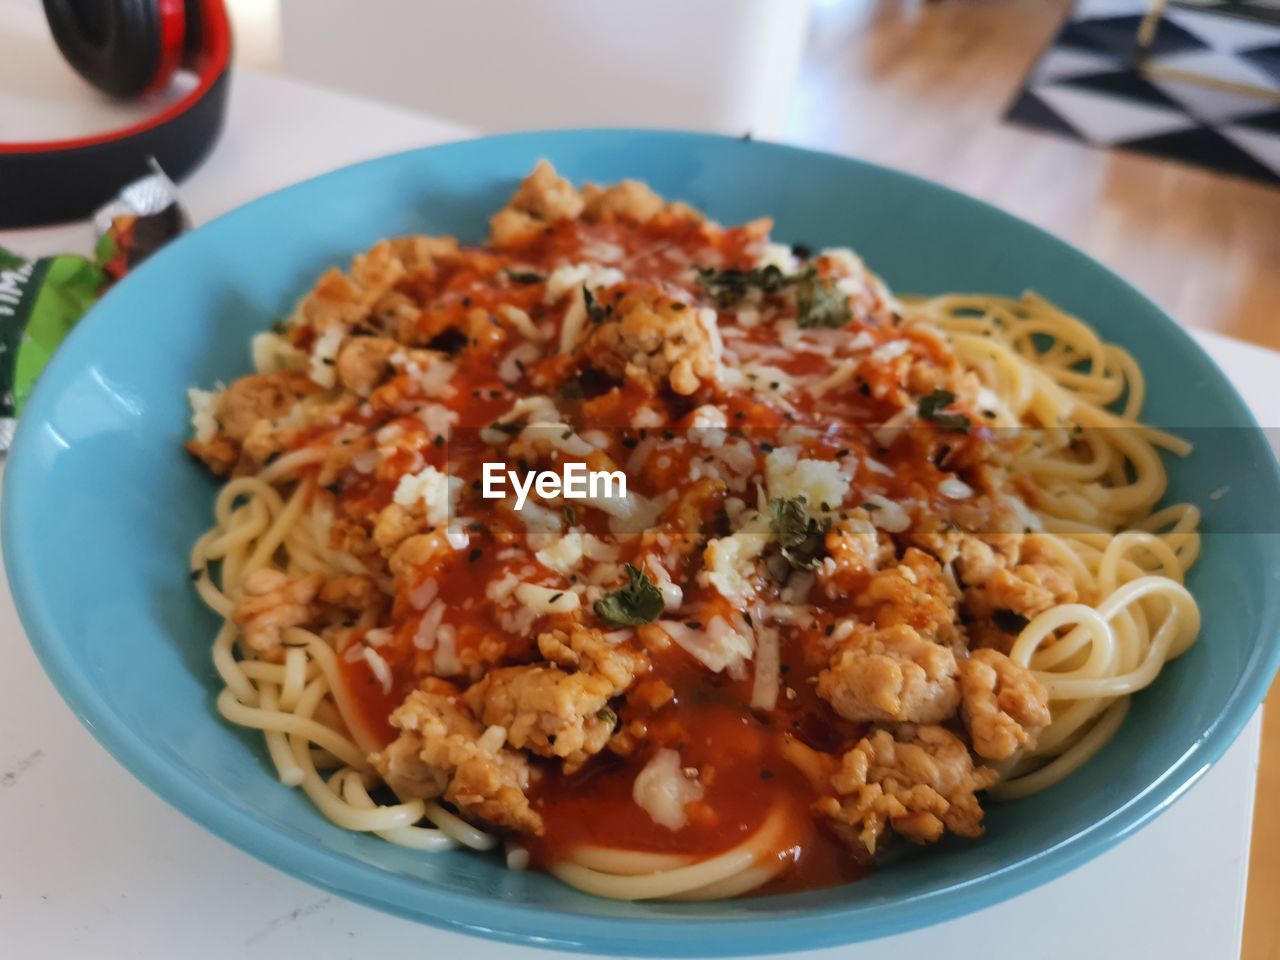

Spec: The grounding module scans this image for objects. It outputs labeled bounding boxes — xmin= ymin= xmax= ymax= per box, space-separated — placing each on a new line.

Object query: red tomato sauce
xmin=287 ymin=207 xmax=998 ymax=895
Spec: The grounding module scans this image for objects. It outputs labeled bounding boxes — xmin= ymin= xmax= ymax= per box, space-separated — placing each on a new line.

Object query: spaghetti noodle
xmin=185 ymin=164 xmax=1200 ymax=900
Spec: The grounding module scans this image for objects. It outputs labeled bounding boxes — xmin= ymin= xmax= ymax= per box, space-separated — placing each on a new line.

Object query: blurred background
xmin=274 ymin=0 xmax=1280 ymax=355
xmin=3 ymin=0 xmax=1277 ymax=351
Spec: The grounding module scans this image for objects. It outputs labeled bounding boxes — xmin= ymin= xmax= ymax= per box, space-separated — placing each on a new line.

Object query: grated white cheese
xmin=409 ymin=579 xmax=439 ymax=611
xmin=723 ymin=362 xmax=796 ymax=396
xmin=434 ymin=623 xmax=461 ymax=674
xmin=723 ymin=496 xmax=749 ymax=525
xmin=404 ymin=358 xmax=456 ymax=398
xmin=863 ymin=494 xmax=911 ymax=533
xmin=413 ymin=600 xmax=446 ymax=650
xmin=811 ymin=359 xmax=858 ymax=395
xmin=187 ymin=386 xmax=221 ymax=442
xmin=482 ymin=395 xmax=561 ymax=445
xmin=252 ymin=332 xmax=306 ymax=374
xmin=392 ymin=465 xmax=463 ymax=526
xmin=578 ymin=481 xmax=644 ymax=521
xmin=764 ymin=447 xmax=849 ymax=512
xmin=872 ymin=406 xmax=916 ymax=448
xmin=603 ymin=489 xmax=672 ymax=535
xmin=444 ymin=523 xmax=470 ymax=551
xmin=750 ymin=624 xmax=780 ymax=711
xmin=632 ymin=407 xmax=664 ymax=429
xmin=558 ymin=290 xmax=588 ymax=354
xmin=632 ymin=748 xmax=704 ymax=831
xmin=544 ymin=262 xmax=626 ymax=304
xmin=415 ymin=402 xmax=457 ymax=440
xmin=645 ymin=555 xmax=684 ymax=612
xmin=498 ymin=303 xmax=546 ymax=341
xmin=864 ymin=455 xmax=893 ymax=476
xmin=690 ymin=405 xmax=728 ymax=430
xmin=582 ymin=534 xmax=620 ymax=562
xmin=308 ymin=327 xmax=344 ymax=388
xmin=486 ymin=573 xmax=521 ymax=606
xmin=847 ymin=330 xmax=875 ymax=351
xmin=776 ymin=320 xmax=817 ymax=352
xmin=477 ymin=725 xmax=508 ymax=754
xmin=522 ymin=422 xmax=595 ymax=457
xmin=519 ymin=500 xmax=564 ymax=534
xmin=717 ymin=439 xmax=757 ymax=478
xmin=660 ymin=617 xmax=753 ymax=677
xmin=700 ymin=511 xmax=771 ymax=603
xmin=939 ymin=477 xmax=974 ymax=500
xmin=976 ymin=386 xmax=1005 ymax=420
xmin=696 ymin=307 xmax=725 ymax=379
xmin=375 ymin=423 xmax=405 ymax=446
xmin=361 ymin=646 xmax=393 ymax=695
xmin=834 ymin=514 xmax=883 ymax=570
xmin=498 ymin=340 xmax=542 ymax=384
xmin=870 ymin=339 xmax=910 ymax=363
xmin=498 ymin=607 xmax=539 ymax=639
xmin=535 ymin=531 xmax=585 ymax=576
xmin=581 ymin=238 xmax=625 ymax=263
xmin=756 ymin=241 xmax=800 ymax=274
xmin=549 ymin=263 xmax=625 ymax=353
xmin=767 ymin=603 xmax=816 ymax=626
xmin=365 ymin=628 xmax=392 ymax=647
xmin=514 ymin=582 xmax=581 ymax=615
xmin=780 ymin=569 xmax=815 ymax=604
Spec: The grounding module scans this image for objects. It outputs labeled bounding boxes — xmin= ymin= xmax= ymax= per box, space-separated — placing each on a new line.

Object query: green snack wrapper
xmin=0 ymin=247 xmax=105 ymax=450
xmin=0 ymin=165 xmax=188 ymax=452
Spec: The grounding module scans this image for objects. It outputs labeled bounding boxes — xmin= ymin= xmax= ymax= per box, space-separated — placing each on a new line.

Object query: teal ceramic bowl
xmin=6 ymin=131 xmax=1280 ymax=956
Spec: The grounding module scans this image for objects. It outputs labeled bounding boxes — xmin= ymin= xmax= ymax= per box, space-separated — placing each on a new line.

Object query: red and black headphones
xmin=0 ymin=0 xmax=232 ymax=229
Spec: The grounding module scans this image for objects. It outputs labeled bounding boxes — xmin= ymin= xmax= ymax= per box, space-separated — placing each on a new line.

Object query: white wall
xmin=279 ymin=0 xmax=811 ymax=136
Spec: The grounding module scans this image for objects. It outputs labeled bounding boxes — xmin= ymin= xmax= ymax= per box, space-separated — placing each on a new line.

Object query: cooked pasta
xmin=184 ymin=162 xmax=1199 ymax=899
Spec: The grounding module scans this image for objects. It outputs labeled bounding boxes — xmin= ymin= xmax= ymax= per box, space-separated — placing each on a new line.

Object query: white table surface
xmin=0 ymin=59 xmax=1273 ymax=960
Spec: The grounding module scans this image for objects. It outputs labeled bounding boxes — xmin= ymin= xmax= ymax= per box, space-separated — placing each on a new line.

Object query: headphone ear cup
xmin=43 ymin=0 xmax=163 ymax=99
xmin=181 ymin=0 xmax=205 ymax=67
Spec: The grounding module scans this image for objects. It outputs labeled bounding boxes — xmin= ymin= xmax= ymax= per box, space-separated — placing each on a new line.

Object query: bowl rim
xmin=5 ymin=128 xmax=1280 ymax=956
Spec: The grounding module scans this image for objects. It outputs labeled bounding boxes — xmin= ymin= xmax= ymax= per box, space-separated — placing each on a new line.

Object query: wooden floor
xmin=785 ymin=0 xmax=1280 ymax=351
xmin=784 ymin=2 xmax=1279 ymax=958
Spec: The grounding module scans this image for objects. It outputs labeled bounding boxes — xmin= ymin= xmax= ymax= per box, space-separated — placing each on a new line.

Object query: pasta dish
xmin=185 ymin=163 xmax=1200 ymax=899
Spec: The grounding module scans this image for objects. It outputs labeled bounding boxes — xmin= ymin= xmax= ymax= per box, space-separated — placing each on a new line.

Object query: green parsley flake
xmin=917 ymin=389 xmax=971 ymax=433
xmin=769 ymin=496 xmax=832 ymax=570
xmin=593 ymin=563 xmax=664 ymax=627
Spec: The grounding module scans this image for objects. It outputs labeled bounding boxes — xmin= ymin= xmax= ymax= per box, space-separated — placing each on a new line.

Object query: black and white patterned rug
xmin=1007 ymin=0 xmax=1280 ymax=185
xmin=1188 ymin=0 xmax=1280 ymax=23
